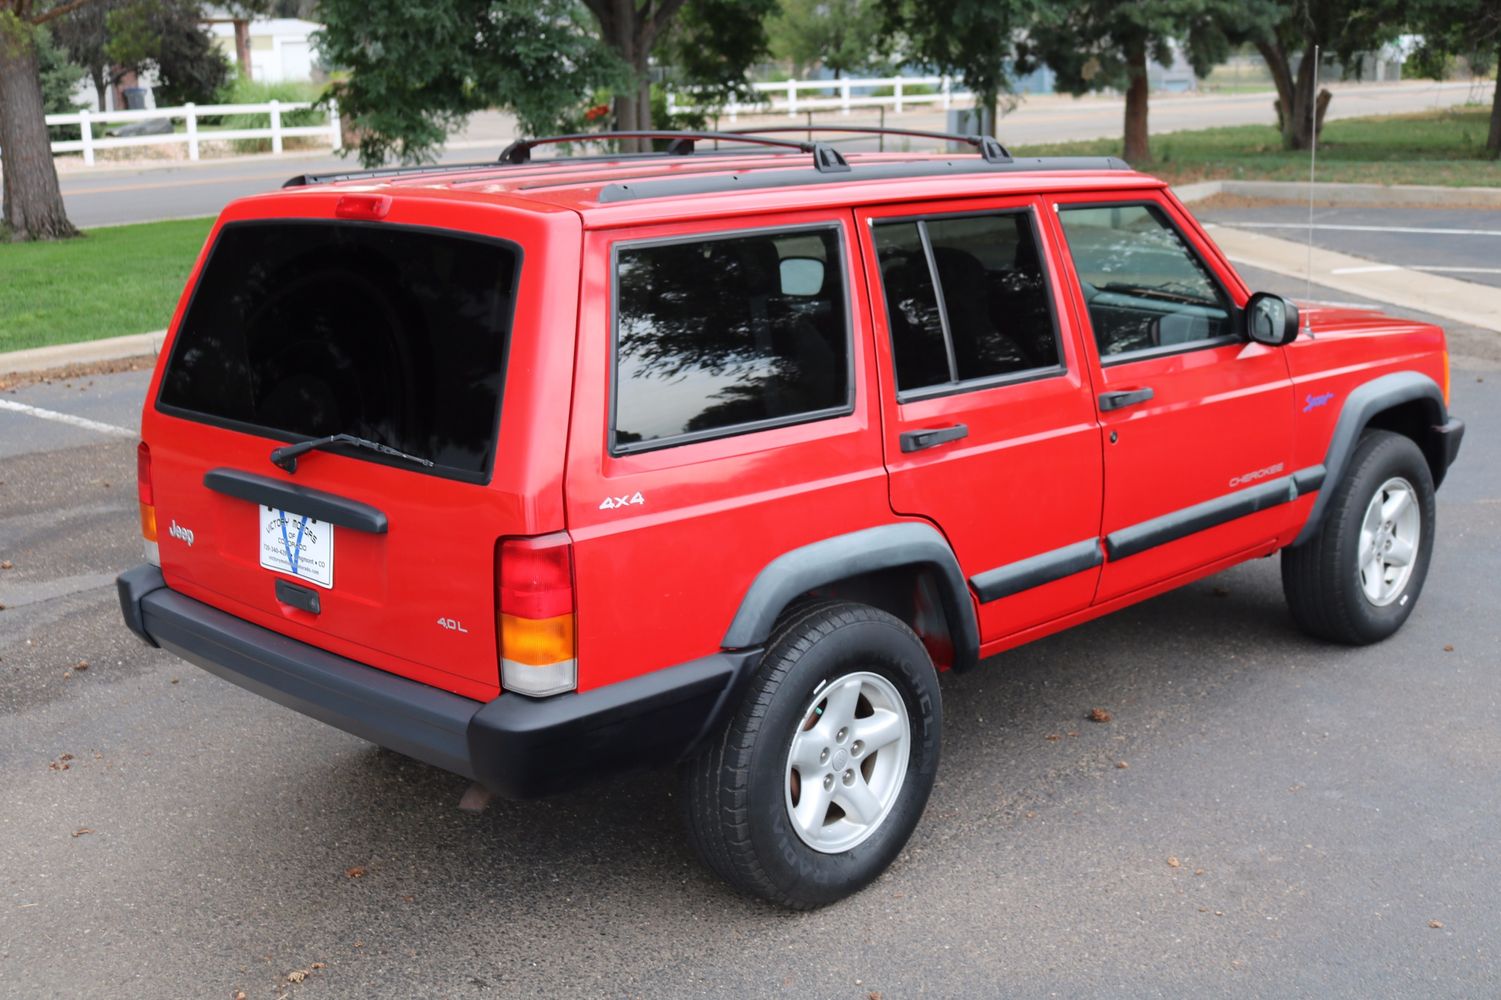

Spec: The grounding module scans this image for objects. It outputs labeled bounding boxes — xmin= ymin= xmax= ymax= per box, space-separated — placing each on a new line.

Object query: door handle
xmin=1098 ymin=387 xmax=1155 ymax=412
xmin=900 ymin=423 xmax=969 ymax=453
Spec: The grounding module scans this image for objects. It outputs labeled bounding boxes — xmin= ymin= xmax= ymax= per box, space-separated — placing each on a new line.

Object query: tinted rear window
xmin=157 ymin=221 xmax=518 ymax=481
xmin=612 ymin=227 xmax=850 ymax=453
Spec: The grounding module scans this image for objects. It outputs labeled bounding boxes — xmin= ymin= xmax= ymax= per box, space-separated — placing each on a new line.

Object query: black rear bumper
xmin=117 ymin=565 xmax=757 ymax=798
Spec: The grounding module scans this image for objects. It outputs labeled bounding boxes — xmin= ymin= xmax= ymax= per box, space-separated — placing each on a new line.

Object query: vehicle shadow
xmin=160 ymin=554 xmax=1359 ymax=993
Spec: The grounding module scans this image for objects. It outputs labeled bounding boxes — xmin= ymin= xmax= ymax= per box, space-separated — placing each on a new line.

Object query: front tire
xmin=1282 ymin=430 xmax=1436 ymax=644
xmin=680 ymin=601 xmax=941 ymax=909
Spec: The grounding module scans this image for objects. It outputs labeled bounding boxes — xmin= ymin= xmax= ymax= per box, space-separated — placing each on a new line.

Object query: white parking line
xmin=0 ymin=398 xmax=135 ymax=438
xmin=1331 ymin=264 xmax=1501 ymax=275
xmin=1227 ymin=222 xmax=1501 ymax=238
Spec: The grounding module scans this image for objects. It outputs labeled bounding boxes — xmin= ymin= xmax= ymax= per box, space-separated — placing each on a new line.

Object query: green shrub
xmin=211 ymin=75 xmax=325 ymax=152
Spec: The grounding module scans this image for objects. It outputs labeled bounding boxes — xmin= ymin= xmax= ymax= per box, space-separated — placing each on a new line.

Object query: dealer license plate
xmin=259 ymin=504 xmax=334 ymax=589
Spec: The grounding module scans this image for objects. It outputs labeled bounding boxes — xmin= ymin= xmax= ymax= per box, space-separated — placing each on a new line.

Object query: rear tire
xmin=1282 ymin=430 xmax=1436 ymax=644
xmin=680 ymin=601 xmax=941 ymax=909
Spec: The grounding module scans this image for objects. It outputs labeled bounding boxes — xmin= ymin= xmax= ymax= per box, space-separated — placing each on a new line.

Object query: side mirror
xmin=779 ymin=257 xmax=825 ymax=297
xmin=1245 ymin=292 xmax=1300 ymax=346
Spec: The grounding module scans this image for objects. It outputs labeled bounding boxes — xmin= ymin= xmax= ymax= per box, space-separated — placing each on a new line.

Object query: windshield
xmin=157 ymin=221 xmax=518 ymax=481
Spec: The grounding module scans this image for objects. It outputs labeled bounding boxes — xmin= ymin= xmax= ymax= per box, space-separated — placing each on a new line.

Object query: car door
xmin=1045 ymin=193 xmax=1298 ymax=603
xmin=857 ymin=197 xmax=1104 ymax=644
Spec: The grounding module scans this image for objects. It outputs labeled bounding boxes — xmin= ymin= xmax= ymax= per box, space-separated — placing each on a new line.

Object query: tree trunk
xmin=1122 ymin=44 xmax=1150 ymax=164
xmin=0 ymin=23 xmax=78 ymax=241
xmin=1489 ymin=40 xmax=1501 ymax=158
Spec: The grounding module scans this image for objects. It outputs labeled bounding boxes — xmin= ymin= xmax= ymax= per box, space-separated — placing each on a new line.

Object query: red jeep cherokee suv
xmin=118 ymin=128 xmax=1464 ymax=908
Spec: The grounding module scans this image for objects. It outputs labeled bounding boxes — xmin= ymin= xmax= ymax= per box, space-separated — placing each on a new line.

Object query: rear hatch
xmin=146 ymin=217 xmax=525 ymax=700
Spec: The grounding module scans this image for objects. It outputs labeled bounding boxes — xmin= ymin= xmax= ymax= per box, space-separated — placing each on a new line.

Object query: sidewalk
xmin=1207 ymin=224 xmax=1501 ymax=333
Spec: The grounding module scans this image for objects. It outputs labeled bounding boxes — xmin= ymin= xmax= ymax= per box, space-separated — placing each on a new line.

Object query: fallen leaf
xmin=72 ymin=828 xmax=94 ymax=838
xmin=171 ymin=678 xmax=179 ymax=684
xmin=75 ymin=660 xmax=89 ymax=671
xmin=1116 ymin=761 xmax=1129 ymax=769
xmin=1066 ymin=731 xmax=1079 ymax=738
xmin=869 ymin=993 xmax=882 ymax=1000
xmin=1045 ymin=733 xmax=1061 ymax=741
xmin=1167 ymin=856 xmax=1182 ymax=868
xmin=1429 ymin=919 xmax=1444 ymax=929
xmin=1024 ymin=810 xmax=1036 ymax=819
xmin=286 ymin=970 xmax=307 ymax=983
xmin=0 ymin=560 xmax=12 ymax=570
xmin=345 ymin=866 xmax=367 ymax=879
xmin=1088 ymin=707 xmax=1112 ymax=724
xmin=1194 ymin=868 xmax=1205 ymax=876
xmin=234 ymin=992 xmax=247 ymax=1000
xmin=1443 ymin=644 xmax=1454 ymax=652
xmin=311 ymin=963 xmax=326 ymax=970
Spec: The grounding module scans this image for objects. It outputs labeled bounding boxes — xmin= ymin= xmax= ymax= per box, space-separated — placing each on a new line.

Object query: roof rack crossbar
xmin=496 ymin=130 xmax=850 ymax=173
xmin=728 ymin=125 xmax=1012 ymax=164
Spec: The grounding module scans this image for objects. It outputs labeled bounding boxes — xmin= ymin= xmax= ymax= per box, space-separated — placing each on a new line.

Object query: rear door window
xmin=872 ymin=211 xmax=1062 ymax=395
xmin=157 ymin=221 xmax=518 ymax=482
xmin=611 ymin=226 xmax=851 ymax=453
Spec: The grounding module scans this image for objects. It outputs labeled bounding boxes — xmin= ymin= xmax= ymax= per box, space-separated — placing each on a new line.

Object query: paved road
xmin=4 ymin=252 xmax=1500 ymax=995
xmin=1200 ymin=205 xmax=1501 ymax=291
xmin=56 ymin=80 xmax=1490 ymax=228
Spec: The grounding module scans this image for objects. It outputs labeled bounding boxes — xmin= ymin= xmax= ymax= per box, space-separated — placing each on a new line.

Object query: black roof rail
xmin=729 ymin=125 xmax=1012 ymax=163
xmin=497 ymin=130 xmax=851 ymax=173
xmin=596 ymin=155 xmax=1132 ymax=204
xmin=283 ymin=160 xmax=504 ymax=188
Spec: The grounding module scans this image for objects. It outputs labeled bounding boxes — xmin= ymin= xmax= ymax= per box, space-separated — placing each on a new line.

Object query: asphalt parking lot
xmin=1199 ymin=204 xmax=1501 ymax=290
xmin=3 ymin=263 xmax=1499 ymax=998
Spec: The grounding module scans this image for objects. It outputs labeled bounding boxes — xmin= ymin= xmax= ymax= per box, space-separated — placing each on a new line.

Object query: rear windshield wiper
xmin=270 ymin=434 xmax=436 ymax=474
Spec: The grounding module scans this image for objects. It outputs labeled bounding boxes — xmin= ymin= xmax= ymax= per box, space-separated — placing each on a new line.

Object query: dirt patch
xmin=0 ymin=355 xmax=156 ymax=390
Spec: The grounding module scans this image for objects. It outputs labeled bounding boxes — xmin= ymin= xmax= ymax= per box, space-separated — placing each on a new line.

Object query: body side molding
xmin=1106 ymin=467 xmax=1325 ymax=561
xmin=1293 ymin=371 xmax=1447 ymax=546
xmin=722 ymin=522 xmax=980 ymax=672
xmin=969 ymin=538 xmax=1103 ymax=603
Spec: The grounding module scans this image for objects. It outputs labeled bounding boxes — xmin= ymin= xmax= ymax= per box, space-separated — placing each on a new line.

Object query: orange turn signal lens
xmin=139 ymin=503 xmax=158 ymax=542
xmin=499 ymin=612 xmax=575 ymax=666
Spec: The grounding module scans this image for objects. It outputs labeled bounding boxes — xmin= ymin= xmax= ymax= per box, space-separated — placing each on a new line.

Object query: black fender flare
xmin=1294 ymin=371 xmax=1449 ymax=546
xmin=722 ymin=522 xmax=980 ymax=672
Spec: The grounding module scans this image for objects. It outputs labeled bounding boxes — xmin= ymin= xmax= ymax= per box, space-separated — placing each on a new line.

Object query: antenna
xmin=1305 ymin=43 xmax=1320 ymax=308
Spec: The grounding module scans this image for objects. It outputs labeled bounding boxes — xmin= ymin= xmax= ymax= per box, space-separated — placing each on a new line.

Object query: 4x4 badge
xmin=599 ymin=492 xmax=645 ymax=510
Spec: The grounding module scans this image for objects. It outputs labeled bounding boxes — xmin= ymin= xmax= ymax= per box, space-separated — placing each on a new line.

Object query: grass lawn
xmin=1013 ymin=106 xmax=1501 ymax=187
xmin=0 ymin=217 xmax=213 ymax=354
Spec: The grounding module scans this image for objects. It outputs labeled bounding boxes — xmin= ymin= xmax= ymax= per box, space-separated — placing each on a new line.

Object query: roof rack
xmin=283 ymin=160 xmax=504 ymax=188
xmin=728 ymin=126 xmax=1012 ymax=163
xmin=497 ymin=130 xmax=853 ymax=173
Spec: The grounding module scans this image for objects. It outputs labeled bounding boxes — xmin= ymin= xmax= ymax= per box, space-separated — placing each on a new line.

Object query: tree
xmin=1232 ymin=0 xmax=1407 ymax=150
xmin=767 ymin=0 xmax=890 ymax=79
xmin=1029 ymin=1 xmax=1235 ymax=163
xmin=105 ymin=0 xmax=229 ymax=106
xmin=318 ymin=0 xmax=773 ymax=164
xmin=1 ymin=0 xmax=94 ymax=241
xmin=50 ymin=0 xmax=120 ymax=110
xmin=318 ymin=0 xmax=623 ymax=165
xmin=1405 ymin=0 xmax=1501 ymax=157
xmin=881 ymin=0 xmax=1038 ymax=134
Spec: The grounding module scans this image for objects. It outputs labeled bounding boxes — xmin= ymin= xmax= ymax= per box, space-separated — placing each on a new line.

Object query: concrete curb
xmin=1173 ymin=179 xmax=1501 ymax=208
xmin=0 ymin=330 xmax=165 ymax=376
xmin=1207 ymin=224 xmax=1501 ymax=333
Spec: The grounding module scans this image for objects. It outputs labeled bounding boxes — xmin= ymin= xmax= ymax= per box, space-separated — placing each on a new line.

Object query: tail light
xmin=1441 ymin=349 xmax=1451 ymax=406
xmin=495 ymin=533 xmax=576 ymax=697
xmin=137 ymin=441 xmax=159 ymax=566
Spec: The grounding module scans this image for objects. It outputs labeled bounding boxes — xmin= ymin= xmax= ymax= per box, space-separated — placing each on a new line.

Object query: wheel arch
xmin=1294 ymin=371 xmax=1449 ymax=546
xmin=722 ymin=523 xmax=980 ymax=673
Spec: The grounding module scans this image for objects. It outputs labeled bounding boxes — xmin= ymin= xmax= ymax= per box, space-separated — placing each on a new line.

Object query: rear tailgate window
xmin=158 ymin=221 xmax=518 ymax=482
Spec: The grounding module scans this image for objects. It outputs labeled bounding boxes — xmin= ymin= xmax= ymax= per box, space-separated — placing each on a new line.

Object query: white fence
xmin=44 ymin=100 xmax=341 ymax=166
xmin=666 ymin=75 xmax=974 ymax=122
